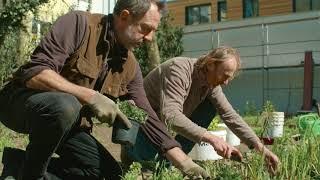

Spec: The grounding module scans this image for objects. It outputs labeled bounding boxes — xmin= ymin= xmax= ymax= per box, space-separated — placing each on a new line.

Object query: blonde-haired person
xmin=123 ymin=46 xmax=280 ymax=174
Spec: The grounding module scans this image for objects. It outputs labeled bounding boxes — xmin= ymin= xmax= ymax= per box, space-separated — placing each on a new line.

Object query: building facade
xmin=167 ymin=0 xmax=320 ymax=114
xmin=167 ymin=0 xmax=320 ymax=26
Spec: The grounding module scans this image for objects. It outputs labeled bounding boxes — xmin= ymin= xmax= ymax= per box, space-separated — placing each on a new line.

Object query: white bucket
xmin=226 ymin=128 xmax=241 ymax=146
xmin=263 ymin=112 xmax=285 ymax=138
xmin=188 ymin=130 xmax=227 ymax=161
xmin=217 ymin=123 xmax=241 ymax=146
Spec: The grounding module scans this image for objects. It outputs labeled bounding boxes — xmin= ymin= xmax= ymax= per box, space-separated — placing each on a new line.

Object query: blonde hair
xmin=195 ymin=46 xmax=241 ymax=76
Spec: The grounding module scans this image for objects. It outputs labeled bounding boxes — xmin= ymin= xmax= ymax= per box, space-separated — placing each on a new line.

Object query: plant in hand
xmin=117 ymin=100 xmax=148 ymax=124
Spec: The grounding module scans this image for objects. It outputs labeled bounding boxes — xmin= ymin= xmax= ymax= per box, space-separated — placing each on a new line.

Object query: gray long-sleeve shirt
xmin=144 ymin=57 xmax=261 ymax=147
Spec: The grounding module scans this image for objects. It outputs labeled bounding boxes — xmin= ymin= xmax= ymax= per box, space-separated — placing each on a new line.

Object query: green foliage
xmin=0 ymin=29 xmax=39 ymax=88
xmin=0 ymin=0 xmax=49 ymax=87
xmin=151 ymin=166 xmax=183 ymax=180
xmin=197 ymin=134 xmax=320 ymax=179
xmin=0 ymin=30 xmax=20 ymax=87
xmin=207 ymin=116 xmax=221 ymax=131
xmin=244 ymin=100 xmax=258 ymax=116
xmin=260 ymin=100 xmax=277 ymax=137
xmin=117 ymin=100 xmax=148 ymax=124
xmin=134 ymin=14 xmax=184 ymax=76
xmin=156 ymin=14 xmax=184 ymax=63
xmin=122 ymin=162 xmax=142 ymax=180
xmin=122 ymin=161 xmax=183 ymax=180
xmin=0 ymin=0 xmax=49 ymax=43
xmin=262 ymin=100 xmax=276 ymax=113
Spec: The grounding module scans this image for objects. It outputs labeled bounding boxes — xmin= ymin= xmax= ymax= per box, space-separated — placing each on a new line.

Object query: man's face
xmin=117 ymin=3 xmax=161 ymax=50
xmin=206 ymin=57 xmax=237 ymax=88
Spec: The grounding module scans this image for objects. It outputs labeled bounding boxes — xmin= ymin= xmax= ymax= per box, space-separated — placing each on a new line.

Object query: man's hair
xmin=195 ymin=46 xmax=241 ymax=76
xmin=113 ymin=0 xmax=165 ymax=19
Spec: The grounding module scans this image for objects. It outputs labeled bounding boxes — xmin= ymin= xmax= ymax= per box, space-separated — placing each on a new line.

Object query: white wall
xmin=91 ymin=0 xmax=117 ymax=14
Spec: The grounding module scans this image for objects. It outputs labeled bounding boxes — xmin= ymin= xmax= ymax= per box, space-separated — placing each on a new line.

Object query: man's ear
xmin=119 ymin=10 xmax=131 ymax=22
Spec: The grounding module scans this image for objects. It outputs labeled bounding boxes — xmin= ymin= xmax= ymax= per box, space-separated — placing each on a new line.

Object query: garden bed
xmin=121 ymin=115 xmax=320 ymax=179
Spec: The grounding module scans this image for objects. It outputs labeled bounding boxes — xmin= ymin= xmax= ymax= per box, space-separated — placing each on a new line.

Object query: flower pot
xmin=263 ymin=112 xmax=284 ymax=136
xmin=262 ymin=112 xmax=285 ymax=145
xmin=112 ymin=119 xmax=141 ymax=146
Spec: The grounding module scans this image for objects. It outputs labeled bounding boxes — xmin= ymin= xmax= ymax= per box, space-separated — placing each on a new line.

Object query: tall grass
xmin=122 ymin=115 xmax=320 ymax=179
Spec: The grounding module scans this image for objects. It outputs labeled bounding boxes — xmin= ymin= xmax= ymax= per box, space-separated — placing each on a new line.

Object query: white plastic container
xmin=188 ymin=130 xmax=227 ymax=161
xmin=218 ymin=123 xmax=241 ymax=146
xmin=263 ymin=112 xmax=285 ymax=138
xmin=226 ymin=128 xmax=241 ymax=146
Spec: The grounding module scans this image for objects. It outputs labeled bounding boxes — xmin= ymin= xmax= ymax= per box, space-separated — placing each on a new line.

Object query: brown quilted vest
xmin=60 ymin=12 xmax=137 ymax=98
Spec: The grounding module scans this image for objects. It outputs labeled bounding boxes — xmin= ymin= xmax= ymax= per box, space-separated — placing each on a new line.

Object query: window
xmin=186 ymin=4 xmax=211 ymax=25
xmin=243 ymin=0 xmax=259 ymax=18
xmin=218 ymin=0 xmax=227 ymax=22
xmin=293 ymin=0 xmax=320 ymax=12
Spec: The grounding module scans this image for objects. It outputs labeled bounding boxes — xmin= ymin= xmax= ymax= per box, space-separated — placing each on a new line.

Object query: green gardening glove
xmin=177 ymin=158 xmax=210 ymax=179
xmin=88 ymin=92 xmax=132 ymax=128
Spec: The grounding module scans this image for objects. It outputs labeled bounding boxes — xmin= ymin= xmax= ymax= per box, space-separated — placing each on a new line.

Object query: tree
xmin=0 ymin=0 xmax=49 ymax=43
xmin=0 ymin=0 xmax=49 ymax=87
xmin=134 ymin=14 xmax=184 ymax=76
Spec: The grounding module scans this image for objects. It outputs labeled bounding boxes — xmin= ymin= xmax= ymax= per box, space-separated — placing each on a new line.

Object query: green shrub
xmin=244 ymin=100 xmax=258 ymax=116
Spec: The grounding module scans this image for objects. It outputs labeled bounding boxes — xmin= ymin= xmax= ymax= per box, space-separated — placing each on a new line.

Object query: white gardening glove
xmin=177 ymin=158 xmax=210 ymax=179
xmin=88 ymin=92 xmax=132 ymax=128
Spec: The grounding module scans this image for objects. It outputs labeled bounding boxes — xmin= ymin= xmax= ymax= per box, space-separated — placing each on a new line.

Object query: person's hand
xmin=87 ymin=92 xmax=132 ymax=128
xmin=177 ymin=158 xmax=210 ymax=179
xmin=263 ymin=147 xmax=280 ymax=175
xmin=203 ymin=132 xmax=243 ymax=160
xmin=254 ymin=143 xmax=280 ymax=175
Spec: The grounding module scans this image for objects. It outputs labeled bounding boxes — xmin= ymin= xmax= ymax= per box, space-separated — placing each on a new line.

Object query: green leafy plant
xmin=122 ymin=161 xmax=183 ymax=180
xmin=117 ymin=100 xmax=148 ymax=124
xmin=244 ymin=100 xmax=258 ymax=116
xmin=0 ymin=0 xmax=49 ymax=43
xmin=121 ymin=162 xmax=142 ymax=180
xmin=207 ymin=116 xmax=225 ymax=131
xmin=260 ymin=100 xmax=276 ymax=137
xmin=0 ymin=0 xmax=66 ymax=87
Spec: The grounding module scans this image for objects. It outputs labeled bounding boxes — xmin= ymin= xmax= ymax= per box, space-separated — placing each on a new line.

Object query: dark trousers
xmin=0 ymin=83 xmax=122 ymax=180
xmin=175 ymin=99 xmax=216 ymax=153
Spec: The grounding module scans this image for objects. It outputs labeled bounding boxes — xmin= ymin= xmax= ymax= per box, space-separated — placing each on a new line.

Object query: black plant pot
xmin=112 ymin=119 xmax=140 ymax=146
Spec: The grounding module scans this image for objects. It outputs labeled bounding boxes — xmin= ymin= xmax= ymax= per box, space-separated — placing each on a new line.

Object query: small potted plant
xmin=260 ymin=100 xmax=284 ymax=145
xmin=112 ymin=100 xmax=148 ymax=146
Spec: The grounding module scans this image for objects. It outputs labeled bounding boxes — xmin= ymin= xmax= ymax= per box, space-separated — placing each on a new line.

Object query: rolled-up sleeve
xmin=13 ymin=11 xmax=87 ymax=84
xmin=127 ymin=63 xmax=181 ymax=153
xmin=208 ymin=86 xmax=260 ymax=147
xmin=161 ymin=61 xmax=207 ymax=143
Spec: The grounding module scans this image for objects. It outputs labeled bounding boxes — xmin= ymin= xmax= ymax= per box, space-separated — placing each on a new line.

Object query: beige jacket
xmin=144 ymin=57 xmax=260 ymax=147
